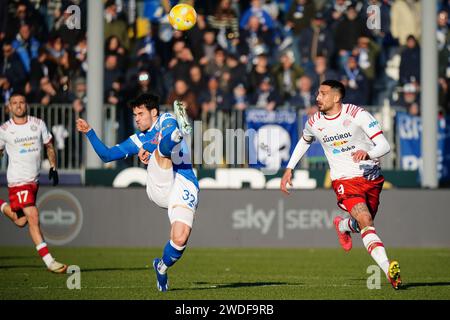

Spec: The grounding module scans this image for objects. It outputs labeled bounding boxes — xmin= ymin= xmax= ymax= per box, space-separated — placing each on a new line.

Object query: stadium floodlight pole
xmin=421 ymin=0 xmax=439 ymax=188
xmin=86 ymin=0 xmax=104 ymax=168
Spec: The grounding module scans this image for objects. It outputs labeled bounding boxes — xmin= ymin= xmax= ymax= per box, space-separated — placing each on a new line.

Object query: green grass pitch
xmin=0 ymin=247 xmax=449 ymax=300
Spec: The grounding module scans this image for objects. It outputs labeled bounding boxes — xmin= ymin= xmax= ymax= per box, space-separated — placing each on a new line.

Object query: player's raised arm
xmin=76 ymin=118 xmax=138 ymax=163
xmin=280 ymin=135 xmax=314 ymax=195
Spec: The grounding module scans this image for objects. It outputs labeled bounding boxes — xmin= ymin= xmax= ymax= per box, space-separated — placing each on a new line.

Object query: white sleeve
xmin=355 ymin=110 xmax=383 ymax=140
xmin=286 ymin=136 xmax=313 ymax=169
xmin=41 ymin=121 xmax=53 ymax=145
xmin=367 ymin=133 xmax=390 ymax=159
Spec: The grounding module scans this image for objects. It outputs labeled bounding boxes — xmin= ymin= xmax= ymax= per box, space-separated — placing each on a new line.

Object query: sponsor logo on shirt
xmin=14 ymin=136 xmax=38 ymax=144
xmin=368 ymin=120 xmax=379 ymax=128
xmin=322 ymin=132 xmax=352 ymax=143
xmin=332 ymin=145 xmax=355 ymax=154
xmin=331 ymin=140 xmax=348 ymax=147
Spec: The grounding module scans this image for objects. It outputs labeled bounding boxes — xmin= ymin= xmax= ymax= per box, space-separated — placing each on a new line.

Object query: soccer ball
xmin=168 ymin=4 xmax=197 ymax=31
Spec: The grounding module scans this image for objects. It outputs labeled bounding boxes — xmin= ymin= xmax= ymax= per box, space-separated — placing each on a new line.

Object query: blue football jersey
xmin=116 ymin=113 xmax=199 ymax=189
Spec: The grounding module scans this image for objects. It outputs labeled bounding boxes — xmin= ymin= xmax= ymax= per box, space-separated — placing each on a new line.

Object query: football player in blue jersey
xmin=76 ymin=93 xmax=199 ymax=292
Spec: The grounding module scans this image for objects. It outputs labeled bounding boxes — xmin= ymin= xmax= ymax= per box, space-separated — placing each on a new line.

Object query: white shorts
xmin=146 ymin=154 xmax=199 ymax=227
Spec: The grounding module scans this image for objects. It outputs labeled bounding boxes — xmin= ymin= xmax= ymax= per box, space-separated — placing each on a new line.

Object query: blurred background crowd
xmin=0 ymin=0 xmax=449 ymax=141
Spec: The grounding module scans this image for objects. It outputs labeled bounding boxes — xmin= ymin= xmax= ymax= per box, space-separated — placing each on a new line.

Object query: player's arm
xmin=45 ymin=140 xmax=59 ymax=186
xmin=352 ymin=111 xmax=391 ymax=162
xmin=280 ymin=135 xmax=314 ymax=195
xmin=76 ymin=118 xmax=139 ymax=162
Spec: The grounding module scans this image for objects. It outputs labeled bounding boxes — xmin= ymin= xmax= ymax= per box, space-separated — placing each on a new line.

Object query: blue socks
xmin=158 ymin=127 xmax=182 ymax=157
xmin=162 ymin=240 xmax=185 ymax=268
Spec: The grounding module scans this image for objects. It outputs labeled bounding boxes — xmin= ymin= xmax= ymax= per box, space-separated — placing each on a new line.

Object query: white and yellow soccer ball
xmin=168 ymin=3 xmax=197 ymax=31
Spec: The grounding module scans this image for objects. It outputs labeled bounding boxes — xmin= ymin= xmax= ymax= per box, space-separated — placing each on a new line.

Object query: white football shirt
xmin=0 ymin=116 xmax=52 ymax=186
xmin=303 ymin=104 xmax=383 ymax=181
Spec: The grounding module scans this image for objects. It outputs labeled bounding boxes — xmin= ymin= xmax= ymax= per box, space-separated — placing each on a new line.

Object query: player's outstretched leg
xmin=174 ymin=100 xmax=192 ymax=135
xmin=333 ymin=216 xmax=359 ymax=251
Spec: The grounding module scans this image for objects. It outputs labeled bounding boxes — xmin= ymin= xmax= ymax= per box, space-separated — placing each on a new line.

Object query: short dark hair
xmin=128 ymin=93 xmax=160 ymax=114
xmin=321 ymin=79 xmax=346 ymax=100
xmin=9 ymin=93 xmax=26 ymax=101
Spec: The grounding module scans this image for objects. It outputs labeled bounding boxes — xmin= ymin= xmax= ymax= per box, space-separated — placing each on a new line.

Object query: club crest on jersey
xmin=343 ymin=119 xmax=352 ymax=127
xmin=31 ymin=124 xmax=38 ymax=132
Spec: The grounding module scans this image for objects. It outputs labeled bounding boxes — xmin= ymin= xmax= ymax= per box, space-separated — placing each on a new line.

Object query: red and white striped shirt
xmin=302 ymin=104 xmax=384 ymax=181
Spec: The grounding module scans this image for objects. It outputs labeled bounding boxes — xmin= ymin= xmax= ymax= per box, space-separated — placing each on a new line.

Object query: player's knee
xmin=25 ymin=209 xmax=39 ymax=225
xmin=171 ymin=232 xmax=188 ymax=247
xmin=15 ymin=217 xmax=28 ymax=228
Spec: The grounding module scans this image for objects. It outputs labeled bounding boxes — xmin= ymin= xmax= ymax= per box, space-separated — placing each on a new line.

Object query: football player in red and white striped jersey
xmin=0 ymin=94 xmax=67 ymax=273
xmin=281 ymin=80 xmax=401 ymax=289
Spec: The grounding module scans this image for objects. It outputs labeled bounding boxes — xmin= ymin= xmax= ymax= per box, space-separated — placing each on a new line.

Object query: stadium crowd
xmin=0 ymin=0 xmax=449 ymax=140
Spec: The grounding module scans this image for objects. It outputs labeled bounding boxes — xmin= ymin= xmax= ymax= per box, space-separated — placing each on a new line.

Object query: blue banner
xmin=246 ymin=109 xmax=298 ymax=170
xmin=396 ymin=112 xmax=450 ymax=182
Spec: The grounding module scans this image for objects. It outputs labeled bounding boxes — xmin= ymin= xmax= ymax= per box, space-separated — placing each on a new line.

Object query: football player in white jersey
xmin=0 ymin=94 xmax=67 ymax=273
xmin=280 ymin=80 xmax=402 ymax=290
xmin=76 ymin=94 xmax=198 ymax=292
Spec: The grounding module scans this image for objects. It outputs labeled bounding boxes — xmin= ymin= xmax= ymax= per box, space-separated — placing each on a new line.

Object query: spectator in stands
xmin=29 ymin=47 xmax=55 ymax=95
xmin=334 ymin=4 xmax=370 ymax=71
xmin=166 ymin=79 xmax=200 ymax=121
xmin=71 ymin=77 xmax=87 ymax=115
xmin=104 ymin=0 xmax=130 ymax=50
xmin=390 ymin=0 xmax=421 ymax=47
xmin=105 ymin=35 xmax=127 ymax=70
xmin=307 ymin=55 xmax=339 ymax=93
xmin=12 ymin=24 xmax=40 ymax=73
xmin=250 ymin=76 xmax=281 ymax=111
xmin=237 ymin=15 xmax=274 ymax=66
xmin=134 ymin=23 xmax=163 ymax=66
xmin=0 ymin=0 xmax=7 ymax=42
xmin=222 ymin=53 xmax=247 ymax=93
xmin=271 ymin=50 xmax=304 ymax=102
xmin=399 ymin=35 xmax=421 ymax=86
xmin=198 ymin=29 xmax=219 ymax=66
xmin=286 ymin=0 xmax=316 ymax=64
xmin=104 ymin=54 xmax=123 ymax=104
xmin=298 ymin=11 xmax=335 ymax=69
xmin=6 ymin=1 xmax=46 ymax=42
xmin=73 ymin=36 xmax=88 ymax=77
xmin=437 ymin=10 xmax=450 ymax=112
xmin=207 ymin=0 xmax=240 ymax=51
xmin=289 ymin=75 xmax=316 ymax=110
xmin=199 ymin=76 xmax=232 ymax=113
xmin=248 ymin=53 xmax=272 ymax=94
xmin=231 ymin=83 xmax=250 ymax=111
xmin=51 ymin=3 xmax=85 ymax=48
xmin=204 ymin=47 xmax=229 ymax=81
xmin=239 ymin=0 xmax=275 ymax=30
xmin=46 ymin=35 xmax=66 ymax=64
xmin=188 ymin=64 xmax=208 ymax=106
xmin=323 ymin=0 xmax=351 ymax=29
xmin=0 ymin=77 xmax=13 ymax=103
xmin=398 ymin=82 xmax=420 ymax=116
xmin=169 ymin=45 xmax=195 ymax=82
xmin=0 ymin=42 xmax=27 ymax=93
xmin=340 ymin=54 xmax=369 ymax=105
xmin=30 ymin=76 xmax=67 ymax=106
